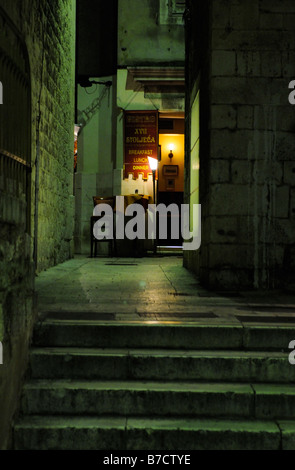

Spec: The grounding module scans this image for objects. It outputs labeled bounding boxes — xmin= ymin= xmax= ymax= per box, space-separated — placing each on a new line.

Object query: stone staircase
xmin=13 ymin=320 xmax=295 ymax=450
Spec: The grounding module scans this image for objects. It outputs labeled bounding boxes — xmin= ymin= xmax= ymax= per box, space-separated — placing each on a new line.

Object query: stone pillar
xmin=185 ymin=0 xmax=295 ymax=290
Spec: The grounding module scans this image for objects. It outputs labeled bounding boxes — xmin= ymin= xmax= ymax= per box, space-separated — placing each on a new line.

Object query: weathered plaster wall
xmin=75 ymin=77 xmax=116 ymax=254
xmin=185 ymin=0 xmax=295 ymax=289
xmin=118 ymin=0 xmax=184 ymax=66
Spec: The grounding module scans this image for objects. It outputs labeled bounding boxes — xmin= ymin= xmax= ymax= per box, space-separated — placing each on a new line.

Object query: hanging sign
xmin=124 ymin=110 xmax=158 ymax=179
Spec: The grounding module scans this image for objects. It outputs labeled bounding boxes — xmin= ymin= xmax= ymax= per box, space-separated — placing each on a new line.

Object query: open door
xmin=157 ymin=114 xmax=185 ymax=249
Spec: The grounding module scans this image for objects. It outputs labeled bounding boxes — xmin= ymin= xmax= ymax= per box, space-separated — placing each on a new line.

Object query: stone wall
xmin=184 ymin=0 xmax=295 ymax=289
xmin=0 ymin=0 xmax=76 ymax=449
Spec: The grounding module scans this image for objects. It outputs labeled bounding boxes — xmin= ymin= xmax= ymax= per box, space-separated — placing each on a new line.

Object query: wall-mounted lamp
xmin=148 ymin=156 xmax=158 ymax=254
xmin=168 ymin=144 xmax=175 ymax=161
xmin=74 ymin=124 xmax=81 ymax=137
xmin=78 ymin=77 xmax=112 ymax=88
xmin=148 ymin=156 xmax=158 ymax=205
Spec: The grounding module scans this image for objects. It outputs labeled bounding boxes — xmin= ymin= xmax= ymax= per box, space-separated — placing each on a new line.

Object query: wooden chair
xmin=90 ymin=196 xmax=116 ymax=257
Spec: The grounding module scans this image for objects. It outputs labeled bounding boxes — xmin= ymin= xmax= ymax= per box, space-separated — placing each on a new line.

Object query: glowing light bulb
xmin=148 ymin=156 xmax=158 ymax=170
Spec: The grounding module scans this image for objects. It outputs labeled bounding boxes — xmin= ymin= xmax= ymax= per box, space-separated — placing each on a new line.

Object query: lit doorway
xmin=157 ymin=115 xmax=185 ymax=250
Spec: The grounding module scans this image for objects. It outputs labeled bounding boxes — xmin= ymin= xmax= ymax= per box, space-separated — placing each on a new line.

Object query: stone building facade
xmin=0 ymin=0 xmax=76 ymax=449
xmin=184 ymin=0 xmax=295 ymax=290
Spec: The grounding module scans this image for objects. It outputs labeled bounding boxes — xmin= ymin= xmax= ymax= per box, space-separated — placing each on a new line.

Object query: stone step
xmin=14 ymin=415 xmax=294 ymax=450
xmin=32 ymin=320 xmax=295 ymax=351
xmin=14 ymin=321 xmax=295 ymax=450
xmin=20 ymin=380 xmax=295 ymax=419
xmin=29 ymin=347 xmax=295 ymax=383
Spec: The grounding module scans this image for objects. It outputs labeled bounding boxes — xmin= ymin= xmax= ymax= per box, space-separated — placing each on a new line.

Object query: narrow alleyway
xmin=2 ymin=0 xmax=295 ymax=452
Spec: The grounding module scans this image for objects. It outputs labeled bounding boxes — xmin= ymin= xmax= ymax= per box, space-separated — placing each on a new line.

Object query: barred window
xmin=0 ymin=6 xmax=31 ymax=232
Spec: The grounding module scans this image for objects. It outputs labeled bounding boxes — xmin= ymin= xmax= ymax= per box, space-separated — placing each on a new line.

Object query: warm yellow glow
xmin=158 ymin=133 xmax=184 ymax=193
xmin=148 ymin=156 xmax=158 ymax=170
xmin=161 ymin=133 xmax=183 ymax=137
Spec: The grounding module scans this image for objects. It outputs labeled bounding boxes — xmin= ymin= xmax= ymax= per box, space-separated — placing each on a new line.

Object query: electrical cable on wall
xmin=77 ymin=81 xmax=112 ymax=131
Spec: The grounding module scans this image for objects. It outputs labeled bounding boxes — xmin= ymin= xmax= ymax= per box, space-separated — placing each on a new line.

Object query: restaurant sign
xmin=124 ymin=110 xmax=158 ymax=179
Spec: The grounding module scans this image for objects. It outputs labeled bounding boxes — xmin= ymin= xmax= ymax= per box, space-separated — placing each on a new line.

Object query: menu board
xmin=124 ymin=110 xmax=158 ymax=179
